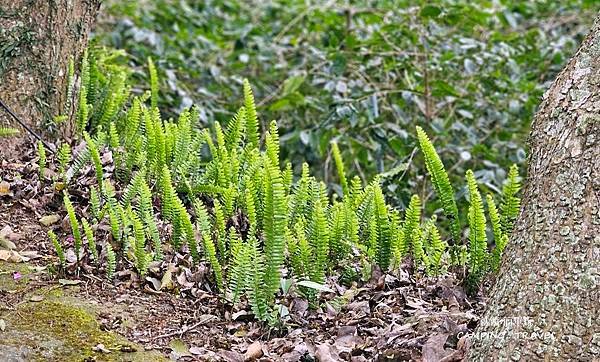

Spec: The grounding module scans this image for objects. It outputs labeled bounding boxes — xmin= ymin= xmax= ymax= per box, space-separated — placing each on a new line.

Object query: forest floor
xmin=0 ymin=138 xmax=483 ymax=362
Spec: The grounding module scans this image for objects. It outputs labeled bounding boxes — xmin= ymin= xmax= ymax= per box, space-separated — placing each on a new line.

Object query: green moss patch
xmin=0 ymin=299 xmax=165 ymax=361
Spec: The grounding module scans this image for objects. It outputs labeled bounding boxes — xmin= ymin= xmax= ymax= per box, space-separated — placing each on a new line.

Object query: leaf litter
xmin=0 ymin=141 xmax=486 ymax=361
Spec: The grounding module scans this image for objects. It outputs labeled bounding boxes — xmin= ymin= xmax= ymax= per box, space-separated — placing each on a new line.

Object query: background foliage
xmin=96 ymin=0 xmax=598 ymax=208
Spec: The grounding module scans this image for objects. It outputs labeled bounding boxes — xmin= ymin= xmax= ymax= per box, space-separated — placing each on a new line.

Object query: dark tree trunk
xmin=468 ymin=16 xmax=600 ymax=361
xmin=0 ymin=0 xmax=100 ymax=158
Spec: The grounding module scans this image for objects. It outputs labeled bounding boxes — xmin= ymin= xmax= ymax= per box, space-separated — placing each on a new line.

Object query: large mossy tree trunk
xmin=0 ymin=0 xmax=100 ymax=159
xmin=467 ymin=16 xmax=600 ymax=361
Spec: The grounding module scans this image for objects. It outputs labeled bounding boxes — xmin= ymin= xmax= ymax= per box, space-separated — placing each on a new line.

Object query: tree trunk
xmin=467 ymin=16 xmax=600 ymax=361
xmin=0 ymin=0 xmax=100 ymax=158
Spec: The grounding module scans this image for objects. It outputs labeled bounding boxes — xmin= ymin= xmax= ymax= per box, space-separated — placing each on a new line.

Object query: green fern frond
xmin=491 ymin=234 xmax=508 ymax=272
xmin=82 ymin=218 xmax=98 ymax=262
xmin=263 ymin=157 xmax=287 ymax=298
xmin=466 ymin=170 xmax=488 ymax=280
xmin=132 ymin=214 xmax=149 ymax=276
xmin=57 ymin=143 xmax=71 ymax=179
xmin=213 ymin=200 xmax=227 ymax=262
xmin=310 ymin=199 xmax=329 ymax=283
xmin=0 ymin=127 xmax=19 ymax=137
xmin=89 ymin=186 xmax=101 ymax=220
xmin=48 ymin=230 xmax=65 ymax=267
xmin=416 ymin=126 xmax=460 ymax=243
xmin=264 ymin=123 xmax=280 ymax=168
xmin=403 ymin=194 xmax=422 ymax=260
xmin=105 ymin=243 xmax=116 ymax=280
xmin=84 ymin=131 xmax=104 ymax=187
xmin=148 ymin=57 xmax=159 ymax=109
xmin=243 ymin=79 xmax=259 ymax=149
xmin=225 ymin=106 xmax=247 ymax=150
xmin=331 ymin=142 xmax=349 ymax=196
xmin=246 ymin=237 xmax=269 ymax=320
xmin=37 ymin=141 xmax=46 ymax=179
xmin=373 ymin=184 xmax=392 ymax=270
xmin=500 ymin=164 xmax=521 ymax=235
xmin=63 ymin=192 xmax=82 ymax=263
xmin=424 ymin=219 xmax=446 ymax=276
xmin=194 ymin=199 xmax=223 ymax=290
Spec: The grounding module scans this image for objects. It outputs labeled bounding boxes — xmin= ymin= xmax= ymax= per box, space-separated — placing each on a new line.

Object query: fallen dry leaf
xmin=244 ymin=341 xmax=263 ymax=361
xmin=422 ymin=333 xmax=451 ymax=362
xmin=39 ymin=214 xmax=61 ymax=226
xmin=0 ymin=181 xmax=11 ymax=196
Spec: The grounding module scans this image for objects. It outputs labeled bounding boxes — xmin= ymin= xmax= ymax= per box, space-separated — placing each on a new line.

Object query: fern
xmin=105 ymin=243 xmax=116 ymax=280
xmin=500 ymin=164 xmax=521 ymax=235
xmin=466 ymin=170 xmax=488 ymax=280
xmin=37 ymin=141 xmax=46 ymax=178
xmin=195 ymin=199 xmax=223 ymax=291
xmin=310 ymin=199 xmax=329 ymax=283
xmin=245 ymin=237 xmax=268 ymax=320
xmin=89 ymin=186 xmax=101 ymax=220
xmin=263 ymin=157 xmax=287 ymax=298
xmin=243 ymin=79 xmax=259 ymax=149
xmin=331 ymin=142 xmax=349 ymax=196
xmin=63 ymin=192 xmax=82 ymax=263
xmin=132 ymin=214 xmax=149 ymax=276
xmin=213 ymin=199 xmax=227 ymax=262
xmin=373 ymin=184 xmax=392 ymax=270
xmin=84 ymin=131 xmax=104 ymax=187
xmin=416 ymin=126 xmax=460 ymax=243
xmin=48 ymin=230 xmax=65 ymax=267
xmin=424 ymin=218 xmax=447 ymax=276
xmin=57 ymin=143 xmax=71 ymax=180
xmin=0 ymin=127 xmax=19 ymax=137
xmin=148 ymin=57 xmax=159 ymax=109
xmin=491 ymin=234 xmax=508 ymax=272
xmin=403 ymin=195 xmax=422 ymax=260
xmin=82 ymin=218 xmax=98 ymax=262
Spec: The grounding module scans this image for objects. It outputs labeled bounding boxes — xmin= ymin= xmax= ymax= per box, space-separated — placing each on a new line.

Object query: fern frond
xmin=373 ymin=184 xmax=392 ymax=270
xmin=310 ymin=199 xmax=329 ymax=283
xmin=132 ymin=214 xmax=149 ymax=276
xmin=57 ymin=143 xmax=71 ymax=179
xmin=89 ymin=186 xmax=101 ymax=221
xmin=243 ymin=79 xmax=259 ymax=149
xmin=416 ymin=126 xmax=460 ymax=243
xmin=245 ymin=236 xmax=268 ymax=320
xmin=466 ymin=170 xmax=488 ymax=280
xmin=500 ymin=164 xmax=521 ymax=235
xmin=63 ymin=192 xmax=82 ymax=263
xmin=37 ymin=141 xmax=46 ymax=179
xmin=82 ymin=218 xmax=98 ymax=262
xmin=83 ymin=131 xmax=104 ymax=187
xmin=263 ymin=156 xmax=287 ymax=298
xmin=225 ymin=106 xmax=247 ymax=150
xmin=213 ymin=200 xmax=227 ymax=262
xmin=0 ymin=127 xmax=19 ymax=137
xmin=148 ymin=57 xmax=159 ymax=109
xmin=403 ymin=194 xmax=422 ymax=260
xmin=48 ymin=230 xmax=65 ymax=267
xmin=331 ymin=142 xmax=349 ymax=196
xmin=194 ymin=199 xmax=223 ymax=290
xmin=424 ymin=219 xmax=447 ymax=276
xmin=105 ymin=243 xmax=116 ymax=280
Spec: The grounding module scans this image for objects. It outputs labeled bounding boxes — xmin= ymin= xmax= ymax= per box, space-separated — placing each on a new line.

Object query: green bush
xmin=95 ymin=0 xmax=596 ymax=201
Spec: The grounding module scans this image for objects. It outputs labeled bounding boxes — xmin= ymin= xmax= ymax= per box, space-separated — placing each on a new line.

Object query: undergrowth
xmin=45 ymin=49 xmax=522 ymax=322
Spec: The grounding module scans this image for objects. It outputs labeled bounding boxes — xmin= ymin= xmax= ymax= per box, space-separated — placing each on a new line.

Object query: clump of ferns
xmin=56 ymin=51 xmax=527 ymax=317
xmin=416 ymin=126 xmax=521 ymax=284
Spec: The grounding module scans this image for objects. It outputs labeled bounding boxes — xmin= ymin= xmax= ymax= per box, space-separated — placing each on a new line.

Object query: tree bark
xmin=468 ymin=16 xmax=600 ymax=361
xmin=0 ymin=0 xmax=100 ymax=159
